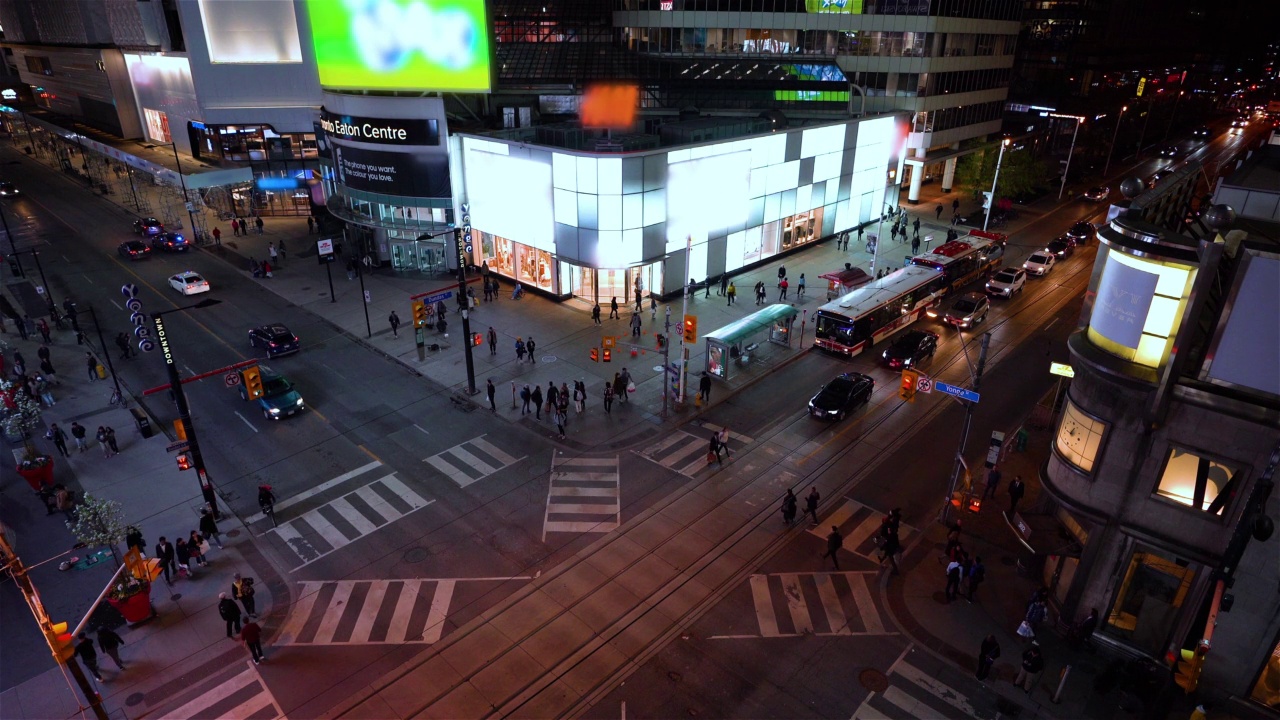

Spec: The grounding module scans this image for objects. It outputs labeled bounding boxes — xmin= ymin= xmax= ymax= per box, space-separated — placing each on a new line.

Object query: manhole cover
xmin=169 ymin=593 xmax=182 ymax=601
xmin=403 ymin=547 xmax=431 ymax=563
xmin=859 ymin=668 xmax=888 ymax=692
xmin=541 ymin=355 xmax=556 ymax=363
xmin=125 ymin=692 xmax=146 ymax=706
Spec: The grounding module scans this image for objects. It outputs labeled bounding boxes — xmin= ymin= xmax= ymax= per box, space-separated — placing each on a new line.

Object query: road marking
xmin=543 ymin=454 xmax=621 ymax=539
xmin=156 ymin=660 xmax=283 ymax=720
xmin=424 ymin=435 xmax=524 ymax=489
xmin=245 ymin=460 xmax=381 ymax=523
xmin=281 ymin=578 xmax=495 ymax=645
xmin=713 ymin=572 xmax=895 ymax=640
xmin=413 ymin=423 xmax=430 ymax=436
xmin=233 ymin=411 xmax=257 ymax=432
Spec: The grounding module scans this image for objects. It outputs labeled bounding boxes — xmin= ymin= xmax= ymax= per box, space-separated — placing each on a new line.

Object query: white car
xmin=1023 ymin=252 xmax=1056 ymax=276
xmin=986 ymin=267 xmax=1026 ymax=297
xmin=169 ymin=271 xmax=210 ymax=295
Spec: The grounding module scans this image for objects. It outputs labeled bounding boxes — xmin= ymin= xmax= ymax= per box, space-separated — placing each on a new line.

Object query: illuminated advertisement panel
xmin=1086 ymin=251 xmax=1193 ymax=368
xmin=332 ymin=145 xmax=450 ymax=197
xmin=666 ymin=150 xmax=751 ymax=249
xmin=463 ymin=141 xmax=554 ymax=252
xmin=307 ymin=0 xmax=491 ymax=92
xmin=805 ymin=0 xmax=863 ymax=12
xmin=199 ymin=0 xmax=303 ymax=64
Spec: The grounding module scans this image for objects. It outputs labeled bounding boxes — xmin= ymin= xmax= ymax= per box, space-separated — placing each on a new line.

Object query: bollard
xmin=1052 ymin=664 xmax=1072 ymax=704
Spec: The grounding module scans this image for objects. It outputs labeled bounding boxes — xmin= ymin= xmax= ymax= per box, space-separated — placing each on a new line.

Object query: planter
xmin=16 ymin=455 xmax=53 ymax=491
xmin=107 ymin=582 xmax=155 ymax=624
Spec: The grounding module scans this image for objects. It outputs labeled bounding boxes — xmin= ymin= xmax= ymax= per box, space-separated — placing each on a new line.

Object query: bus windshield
xmin=815 ymin=313 xmax=869 ymax=347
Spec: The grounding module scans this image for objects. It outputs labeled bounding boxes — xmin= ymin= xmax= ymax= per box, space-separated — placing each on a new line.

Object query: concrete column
xmin=941 ymin=156 xmax=958 ymax=193
xmin=908 ymin=163 xmax=923 ymax=204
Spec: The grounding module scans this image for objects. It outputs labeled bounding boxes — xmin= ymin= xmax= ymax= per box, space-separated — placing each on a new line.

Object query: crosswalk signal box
xmin=899 ymin=369 xmax=919 ymax=402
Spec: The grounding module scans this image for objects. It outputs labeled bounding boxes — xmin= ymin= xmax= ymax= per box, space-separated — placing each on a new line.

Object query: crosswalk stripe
xmin=844 ymin=515 xmax=881 ymax=559
xmin=273 ymin=521 xmax=309 ymax=559
xmin=551 ymin=486 xmax=615 ymax=497
xmin=644 ymin=432 xmax=688 ymax=456
xmin=850 ymin=697 xmax=892 ymax=720
xmin=425 ymin=455 xmax=476 ymax=486
xmin=313 ymin=582 xmax=357 ymax=642
xmin=226 ymin=696 xmax=275 ymax=720
xmin=304 ymin=510 xmax=351 ymax=552
xmin=543 ymin=455 xmax=620 ymax=539
xmin=894 ymin=660 xmax=980 ymax=717
xmin=424 ymin=436 xmax=524 ymax=488
xmin=274 ymin=474 xmax=432 ymax=569
xmin=749 ymin=575 xmax=781 ymax=637
xmin=447 ymin=446 xmax=498 ymax=476
xmin=331 ymin=496 xmax=377 ymax=536
xmin=809 ymin=499 xmax=858 ymax=539
xmin=421 ymin=580 xmax=454 ymax=643
xmin=159 ymin=668 xmax=258 ymax=719
xmin=470 ymin=437 xmax=518 ymax=466
xmin=849 ymin=573 xmax=884 ymax=634
xmin=278 ymin=582 xmax=321 ymax=644
xmin=555 ymin=456 xmax=619 ymax=467
xmin=158 ymin=662 xmax=281 ymax=720
xmin=351 ymin=581 xmax=389 ymax=642
xmin=546 ymin=502 xmax=618 ymax=514
xmin=543 ymin=521 xmax=613 ymax=533
xmin=780 ymin=574 xmax=813 ymax=634
xmin=813 ymin=573 xmax=850 ymax=635
xmin=386 ymin=580 xmax=421 ymax=643
xmin=370 ymin=474 xmax=427 ymax=512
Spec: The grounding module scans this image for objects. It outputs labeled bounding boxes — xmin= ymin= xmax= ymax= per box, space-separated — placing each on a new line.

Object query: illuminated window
xmin=1154 ymin=447 xmax=1238 ymax=515
xmin=1054 ymin=399 xmax=1106 ymax=474
xmin=1105 ymin=547 xmax=1195 ymax=654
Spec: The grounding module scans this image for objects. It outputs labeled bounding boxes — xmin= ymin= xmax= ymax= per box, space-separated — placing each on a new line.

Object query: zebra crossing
xmin=153 ymin=661 xmax=282 ymax=720
xmin=852 ymin=648 xmax=991 ymax=720
xmin=271 ymin=473 xmax=432 ymax=570
xmin=543 ymin=454 xmax=621 ymax=539
xmin=425 ymin=435 xmax=524 ymax=488
xmin=710 ymin=571 xmax=894 ymax=639
xmin=278 ymin=578 xmax=457 ymax=646
xmin=809 ymin=499 xmax=918 ymax=562
xmin=635 ymin=422 xmax=755 ymax=477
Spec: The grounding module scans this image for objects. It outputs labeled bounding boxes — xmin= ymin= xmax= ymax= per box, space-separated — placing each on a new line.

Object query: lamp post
xmin=82 ymin=306 xmax=123 ymax=407
xmin=1164 ymin=90 xmax=1185 ymax=142
xmin=162 ymin=141 xmax=201 ymax=241
xmin=453 ymin=229 xmax=477 ymax=395
xmin=1136 ymin=97 xmax=1155 ymax=159
xmin=1103 ymin=105 xmax=1127 ymax=177
xmin=982 ymin=138 xmax=1010 ymax=232
xmin=1058 ymin=116 xmax=1084 ymax=201
xmin=11 ymin=247 xmax=56 ymax=316
xmin=152 ymin=298 xmax=223 ymax=517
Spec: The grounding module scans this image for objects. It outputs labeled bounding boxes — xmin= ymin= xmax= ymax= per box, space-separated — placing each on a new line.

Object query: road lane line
xmin=245 ymin=461 xmax=381 ymax=522
xmin=234 ymin=411 xmax=257 ymax=432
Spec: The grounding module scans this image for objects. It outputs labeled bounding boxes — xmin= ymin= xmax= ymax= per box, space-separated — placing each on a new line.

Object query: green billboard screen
xmin=805 ymin=0 xmax=863 ymax=12
xmin=307 ymin=0 xmax=491 ymax=92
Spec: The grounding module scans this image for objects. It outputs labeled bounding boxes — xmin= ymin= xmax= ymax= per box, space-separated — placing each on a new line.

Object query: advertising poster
xmin=333 ymin=145 xmax=451 ymax=198
xmin=804 ymin=0 xmax=864 ymax=12
xmin=1091 ymin=258 xmax=1159 ymax=350
xmin=307 ymin=0 xmax=491 ymax=92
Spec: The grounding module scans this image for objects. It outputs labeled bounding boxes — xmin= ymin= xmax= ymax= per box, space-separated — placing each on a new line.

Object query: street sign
xmin=224 ymin=372 xmax=241 ymax=387
xmin=916 ymin=375 xmax=933 ymax=394
xmin=317 ymin=237 xmax=336 ymax=264
xmin=421 ymin=290 xmax=453 ymax=306
xmin=165 ymin=441 xmax=190 ymax=453
xmin=935 ymin=381 xmax=980 ymax=403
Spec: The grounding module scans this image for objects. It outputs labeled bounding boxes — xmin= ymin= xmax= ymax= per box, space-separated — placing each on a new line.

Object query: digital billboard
xmin=332 ymin=145 xmax=451 ymax=198
xmin=307 ymin=0 xmax=491 ymax=92
xmin=805 ymin=0 xmax=863 ymax=12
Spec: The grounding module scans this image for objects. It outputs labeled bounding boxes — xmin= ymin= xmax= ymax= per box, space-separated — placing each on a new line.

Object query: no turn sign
xmin=916 ymin=375 xmax=933 ymax=394
xmin=224 ymin=372 xmax=241 ymax=387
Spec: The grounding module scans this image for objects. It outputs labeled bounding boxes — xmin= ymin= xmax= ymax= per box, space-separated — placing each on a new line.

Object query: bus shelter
xmin=704 ymin=304 xmax=798 ymax=381
xmin=819 ymin=266 xmax=872 ymax=299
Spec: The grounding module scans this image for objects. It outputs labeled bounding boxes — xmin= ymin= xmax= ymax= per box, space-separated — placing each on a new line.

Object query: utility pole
xmin=454 ymin=229 xmax=477 ymax=395
xmin=1103 ymin=105 xmax=1128 ymax=177
xmin=677 ymin=236 xmax=691 ymax=406
xmin=1058 ymin=116 xmax=1083 ymax=201
xmin=942 ymin=331 xmax=990 ymax=525
xmin=662 ymin=308 xmax=671 ymax=419
xmin=0 ymin=193 xmax=23 ymax=277
xmin=983 ymin=139 xmax=1010 ymax=232
xmin=1136 ymin=98 xmax=1155 ymax=159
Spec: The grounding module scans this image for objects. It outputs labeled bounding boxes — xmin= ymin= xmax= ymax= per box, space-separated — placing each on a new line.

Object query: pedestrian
xmin=261 ymin=259 xmax=273 ymax=278
xmin=936 ymin=203 xmax=944 ymax=220
xmin=211 ymin=226 xmax=222 ymax=246
xmin=125 ymin=526 xmax=145 ymax=556
xmin=698 ymin=372 xmax=711 ymax=404
xmin=268 ymin=242 xmax=278 ymax=264
xmin=777 ymin=265 xmax=786 ymax=281
xmin=23 ymin=315 xmax=35 ymax=339
xmin=86 ymin=352 xmax=98 ymax=381
xmin=797 ymin=273 xmax=805 ymax=298
xmin=630 ymin=312 xmax=642 ymax=337
xmin=37 ymin=318 xmax=50 ymax=343
xmin=232 ymin=573 xmax=257 ymax=617
xmin=232 ymin=217 xmax=241 ymax=236
xmin=15 ymin=314 xmax=28 ymax=340
xmin=822 ymin=526 xmax=843 ymax=570
xmin=175 ymin=539 xmax=195 ymax=578
xmin=913 ymin=217 xmax=921 ymax=236
xmin=306 ymin=215 xmax=315 ymax=234
xmin=75 ymin=633 xmax=104 ymax=682
xmin=520 ymin=384 xmax=531 ymax=415
xmin=781 ymin=489 xmax=798 ymax=526
xmin=592 ymin=303 xmax=601 ymax=325
xmin=573 ymin=380 xmax=586 ymax=414
xmin=620 ymin=368 xmax=632 ymax=402
xmin=554 ymin=406 xmax=567 ymax=439
xmin=388 ymin=311 xmax=400 ymax=338
xmin=241 ymin=618 xmax=266 ymax=664
xmin=603 ymin=381 xmax=614 ymax=414
xmin=188 ymin=531 xmax=209 ymax=567
xmin=218 ymin=593 xmax=243 ymax=638
xmin=726 ymin=282 xmax=736 ymax=305
xmin=255 ymin=216 xmax=264 ymax=234
xmin=650 ymin=295 xmax=657 ymax=321
xmin=36 ymin=376 xmax=55 ymax=408
xmin=1025 ymin=596 xmax=1048 ymax=636
xmin=708 ymin=432 xmax=723 ymax=466
xmin=515 ymin=337 xmax=526 ymax=363
xmin=488 ymin=327 xmax=497 ymax=356
xmin=547 ymin=382 xmax=559 ymax=415
xmin=719 ymin=274 xmax=729 ymax=296
xmin=983 ymin=465 xmax=1002 ymax=499
xmin=278 ymin=238 xmax=286 ymax=261
xmin=49 ymin=423 xmax=69 ymax=457
xmin=1015 ymin=643 xmax=1044 ymax=693
xmin=945 ymin=556 xmax=963 ymax=602
xmin=609 ymin=297 xmax=619 ymax=319
xmin=96 ymin=426 xmax=111 ymax=457
xmin=97 ymin=627 xmax=126 ymax=670
xmin=804 ymin=487 xmax=820 ymax=524
xmin=879 ymin=530 xmax=901 ymax=574
xmin=55 ymin=484 xmax=76 ymax=524
xmin=704 ymin=277 xmax=711 ymax=298
xmin=911 ymin=236 xmax=920 ymax=255
xmin=70 ymin=422 xmax=87 ymax=452
xmin=952 ymin=213 xmax=960 ymax=227
xmin=115 ymin=332 xmax=133 ymax=360
xmin=778 ymin=278 xmax=788 ymax=301
xmin=531 ymin=384 xmax=543 ymax=420
xmin=612 ymin=373 xmax=626 ymax=408
xmin=526 ymin=337 xmax=537 ymax=364
xmin=1008 ymin=475 xmax=1026 ymax=514
xmin=976 ymin=635 xmax=1000 ymax=680
xmin=105 ymin=426 xmax=119 ymax=455
xmin=155 ymin=536 xmax=176 ymax=584
xmin=199 ymin=507 xmax=223 ymax=549
xmin=487 ymin=378 xmax=496 ymax=411
xmin=966 ymin=555 xmax=986 ymax=601
xmin=952 ymin=198 xmax=960 ymax=214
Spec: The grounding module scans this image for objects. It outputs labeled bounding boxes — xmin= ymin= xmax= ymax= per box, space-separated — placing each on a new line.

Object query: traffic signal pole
xmin=941 ymin=331 xmax=990 ymax=526
xmin=455 ymin=229 xmax=477 ymax=395
xmin=152 ymin=306 xmax=221 ymax=518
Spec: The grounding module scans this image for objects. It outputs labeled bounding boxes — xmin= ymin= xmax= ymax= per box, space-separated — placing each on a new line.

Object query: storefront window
xmin=1055 ymin=399 xmax=1107 ymax=474
xmin=1251 ymin=639 xmax=1280 ymax=709
xmin=1154 ymin=447 xmax=1238 ymax=515
xmin=1106 ymin=546 xmax=1196 ymax=655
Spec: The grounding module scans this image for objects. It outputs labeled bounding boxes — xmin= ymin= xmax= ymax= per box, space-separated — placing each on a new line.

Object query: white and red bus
xmin=813 ymin=265 xmax=948 ymax=357
xmin=909 ymin=231 xmax=1006 ymax=292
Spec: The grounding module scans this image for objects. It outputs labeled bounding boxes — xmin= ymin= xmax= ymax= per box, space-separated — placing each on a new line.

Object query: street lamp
xmin=1058 ymin=115 xmax=1085 ymax=201
xmin=1164 ymin=90 xmax=1186 ymax=142
xmin=982 ymin=138 xmax=1011 ymax=232
xmin=452 ymin=229 xmax=477 ymax=395
xmin=1103 ymin=105 xmax=1128 ymax=177
xmin=158 ymin=140 xmax=201 ymax=242
xmin=1136 ymin=97 xmax=1155 ymax=158
xmin=152 ymin=298 xmax=222 ymax=517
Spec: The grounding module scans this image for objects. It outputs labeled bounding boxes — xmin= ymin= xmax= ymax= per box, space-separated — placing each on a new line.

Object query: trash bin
xmin=130 ymin=407 xmax=153 ymax=438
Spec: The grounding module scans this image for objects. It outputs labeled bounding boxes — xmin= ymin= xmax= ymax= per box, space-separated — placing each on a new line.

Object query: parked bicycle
xmin=109 ymin=388 xmax=127 ymax=407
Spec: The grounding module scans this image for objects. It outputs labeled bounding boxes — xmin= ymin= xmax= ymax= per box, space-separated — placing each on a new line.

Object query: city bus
xmin=910 ymin=232 xmax=1006 ymax=292
xmin=813 ymin=265 xmax=948 ymax=357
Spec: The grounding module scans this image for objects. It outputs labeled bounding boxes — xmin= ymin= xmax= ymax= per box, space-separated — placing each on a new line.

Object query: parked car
xmin=117 ymin=240 xmax=152 ymax=261
xmin=942 ymin=292 xmax=990 ymax=329
xmin=881 ymin=330 xmax=938 ymax=369
xmin=808 ymin=373 xmax=875 ymax=421
xmin=133 ymin=217 xmax=164 ymax=236
xmin=168 ymin=271 xmax=210 ymax=295
xmin=248 ymin=324 xmax=300 ymax=358
xmin=150 ymin=232 xmax=189 ymax=252
xmin=985 ymin=267 xmax=1026 ymax=298
xmin=1082 ymin=186 xmax=1110 ymax=202
xmin=239 ymin=366 xmax=305 ymax=420
xmin=1023 ymin=251 xmax=1056 ymax=276
xmin=1046 ymin=237 xmax=1075 ymax=258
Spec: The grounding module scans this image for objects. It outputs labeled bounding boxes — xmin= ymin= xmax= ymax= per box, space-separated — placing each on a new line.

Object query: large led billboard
xmin=307 ymin=0 xmax=491 ymax=92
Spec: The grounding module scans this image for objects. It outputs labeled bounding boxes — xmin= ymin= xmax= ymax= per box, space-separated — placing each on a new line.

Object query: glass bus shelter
xmin=704 ymin=304 xmax=798 ymax=381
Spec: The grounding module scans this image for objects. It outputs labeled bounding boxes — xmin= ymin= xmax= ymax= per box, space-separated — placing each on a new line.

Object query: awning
xmin=704 ymin=304 xmax=799 ymax=345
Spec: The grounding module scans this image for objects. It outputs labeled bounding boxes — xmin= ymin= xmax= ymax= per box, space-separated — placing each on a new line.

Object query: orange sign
xmin=581 ymin=84 xmax=639 ymax=129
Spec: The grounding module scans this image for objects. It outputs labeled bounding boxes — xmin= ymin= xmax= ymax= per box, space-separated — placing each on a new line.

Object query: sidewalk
xmin=0 ymin=310 xmax=280 ymax=718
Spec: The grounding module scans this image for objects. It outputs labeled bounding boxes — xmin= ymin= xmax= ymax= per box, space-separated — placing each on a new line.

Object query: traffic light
xmin=242 ymin=366 xmax=264 ymax=400
xmin=899 ymin=368 xmax=919 ymax=402
xmin=412 ymin=300 xmax=428 ymax=328
xmin=590 ymin=347 xmax=599 ymax=362
xmin=602 ymin=347 xmax=612 ymax=362
xmin=176 ymin=454 xmax=192 ymax=471
xmin=473 ymin=333 xmax=483 ymax=347
xmin=44 ymin=621 xmax=75 ymax=662
xmin=1175 ymin=642 xmax=1209 ymax=693
xmin=683 ymin=314 xmax=698 ymax=343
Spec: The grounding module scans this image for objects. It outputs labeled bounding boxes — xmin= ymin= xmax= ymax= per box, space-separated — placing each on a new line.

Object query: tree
xmin=70 ymin=494 xmax=128 ymax=568
xmin=1 ymin=379 xmax=43 ymax=458
xmin=954 ymin=144 xmax=1051 ymax=204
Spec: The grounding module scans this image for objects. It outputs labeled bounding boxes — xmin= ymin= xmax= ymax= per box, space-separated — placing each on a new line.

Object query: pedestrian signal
xmin=176 ymin=454 xmax=192 ymax=471
xmin=590 ymin=347 xmax=599 ymax=362
xmin=45 ymin=621 xmax=75 ymax=661
xmin=472 ymin=333 xmax=483 ymax=347
xmin=603 ymin=347 xmax=612 ymax=362
xmin=411 ymin=300 xmax=428 ymax=328
xmin=899 ymin=368 xmax=919 ymax=402
xmin=1175 ymin=642 xmax=1208 ymax=693
xmin=683 ymin=314 xmax=698 ymax=343
xmin=242 ymin=366 xmax=264 ymax=400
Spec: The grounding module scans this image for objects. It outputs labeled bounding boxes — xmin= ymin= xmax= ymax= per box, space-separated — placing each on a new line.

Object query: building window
xmin=1106 ymin=547 xmax=1196 ymax=655
xmin=1054 ymin=398 xmax=1106 ymax=474
xmin=1154 ymin=447 xmax=1239 ymax=515
xmin=1252 ymin=638 xmax=1280 ymax=709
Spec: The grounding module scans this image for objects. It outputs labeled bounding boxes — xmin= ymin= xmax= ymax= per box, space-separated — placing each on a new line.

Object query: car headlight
xmin=296 ymin=399 xmax=304 ymax=407
xmin=827 ymin=409 xmax=839 ymax=415
xmin=963 ymin=316 xmax=973 ymax=323
xmin=269 ymin=407 xmax=281 ymax=415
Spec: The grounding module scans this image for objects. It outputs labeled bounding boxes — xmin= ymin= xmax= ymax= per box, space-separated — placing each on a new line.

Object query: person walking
xmin=592 ymin=303 xmax=601 ymax=325
xmin=945 ymin=556 xmax=963 ymax=602
xmin=49 ymin=423 xmax=69 ymax=457
xmin=976 ymin=635 xmax=1000 ymax=680
xmin=719 ymin=274 xmax=729 ymax=296
xmin=232 ymin=573 xmax=257 ymax=617
xmin=796 ymin=273 xmax=805 ymax=298
xmin=155 ymin=536 xmax=176 ymax=584
xmin=630 ymin=312 xmax=642 ymax=337
xmin=547 ymin=382 xmax=559 ymax=417
xmin=983 ymin=465 xmax=1002 ymax=499
xmin=554 ymin=405 xmax=567 ymax=439
xmin=306 ymin=215 xmax=315 ymax=234
xmin=175 ymin=539 xmax=195 ymax=578
xmin=387 ymin=311 xmax=401 ymax=338
xmin=804 ymin=487 xmax=820 ymax=524
xmin=218 ymin=593 xmax=243 ymax=638
xmin=105 ymin=426 xmax=119 ymax=455
xmin=697 ymin=371 xmax=711 ymax=403
xmin=486 ymin=378 xmax=496 ymax=411
xmin=75 ymin=633 xmax=104 ymax=682
xmin=526 ymin=337 xmax=537 ymax=364
xmin=726 ymin=282 xmax=736 ymax=305
xmin=232 ymin=218 xmax=241 ymax=237
xmin=96 ymin=426 xmax=111 ymax=458
xmin=650 ymin=295 xmax=658 ymax=321
xmin=278 ymin=238 xmax=287 ymax=262
xmin=188 ymin=531 xmax=209 ymax=567
xmin=822 ymin=526 xmax=844 ymax=570
xmin=268 ymin=242 xmax=278 ymax=265
xmin=781 ymin=489 xmax=798 ymax=526
xmin=241 ymin=618 xmax=266 ymax=664
xmin=913 ymin=217 xmax=921 ymax=237
xmin=1008 ymin=475 xmax=1026 ymax=514
xmin=1015 ymin=643 xmax=1045 ymax=693
xmin=530 ymin=384 xmax=543 ymax=420
xmin=199 ymin=507 xmax=223 ymax=549
xmin=125 ymin=526 xmax=146 ymax=557
xmin=778 ymin=278 xmax=789 ymax=301
xmin=573 ymin=380 xmax=586 ymax=414
xmin=488 ymin=327 xmax=497 ymax=356
xmin=952 ymin=198 xmax=960 ymax=215
xmin=966 ymin=555 xmax=986 ymax=602
xmin=879 ymin=529 xmax=901 ymax=574
xmin=519 ymin=384 xmax=531 ymax=415
xmin=37 ymin=318 xmax=51 ymax=343
xmin=609 ymin=297 xmax=620 ymax=319
xmin=86 ymin=352 xmax=99 ymax=382
xmin=603 ymin=381 xmax=614 ymax=414
xmin=1024 ymin=596 xmax=1049 ymax=636
xmin=97 ymin=627 xmax=127 ymax=670
xmin=612 ymin=373 xmax=627 ymax=408
xmin=620 ymin=368 xmax=632 ymax=402
xmin=211 ymin=226 xmax=222 ymax=246
xmin=515 ymin=337 xmax=526 ymax=363
xmin=255 ymin=216 xmax=265 ymax=235
xmin=115 ymin=332 xmax=133 ymax=360
xmin=911 ymin=235 xmax=921 ymax=255
xmin=936 ymin=203 xmax=944 ymax=220
xmin=70 ymin=422 xmax=87 ymax=452
xmin=708 ymin=432 xmax=724 ymax=466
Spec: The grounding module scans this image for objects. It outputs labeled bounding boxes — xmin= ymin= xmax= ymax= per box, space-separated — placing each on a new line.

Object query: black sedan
xmin=133 ymin=217 xmax=164 ymax=236
xmin=808 ymin=372 xmax=875 ymax=421
xmin=117 ymin=240 xmax=152 ymax=260
xmin=1046 ymin=237 xmax=1075 ymax=258
xmin=881 ymin=329 xmax=938 ymax=369
xmin=249 ymin=324 xmax=300 ymax=358
xmin=1066 ymin=221 xmax=1095 ymax=245
xmin=150 ymin=232 xmax=189 ymax=252
xmin=0 ymin=182 xmax=20 ymax=197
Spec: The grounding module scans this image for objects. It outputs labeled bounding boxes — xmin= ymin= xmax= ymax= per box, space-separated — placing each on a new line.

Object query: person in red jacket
xmin=240 ymin=619 xmax=265 ymax=664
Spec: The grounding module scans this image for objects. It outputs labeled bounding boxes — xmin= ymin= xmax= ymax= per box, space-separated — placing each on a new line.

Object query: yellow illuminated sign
xmin=1049 ymin=362 xmax=1075 ymax=378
